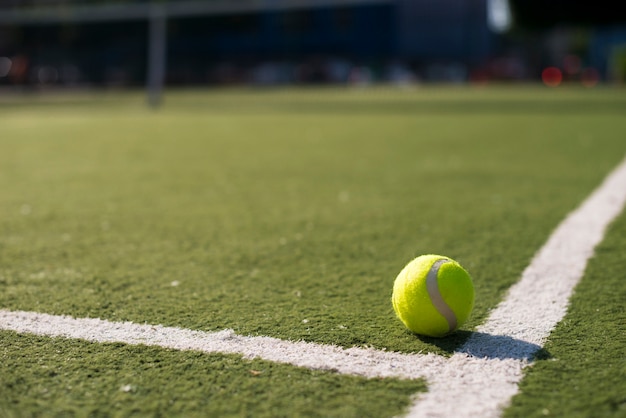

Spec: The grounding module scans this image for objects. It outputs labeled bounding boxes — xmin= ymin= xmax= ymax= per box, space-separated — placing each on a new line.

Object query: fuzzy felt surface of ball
xmin=392 ymin=254 xmax=474 ymax=338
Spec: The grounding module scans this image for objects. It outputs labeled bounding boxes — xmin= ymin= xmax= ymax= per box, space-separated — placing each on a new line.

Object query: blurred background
xmin=0 ymin=0 xmax=625 ymax=96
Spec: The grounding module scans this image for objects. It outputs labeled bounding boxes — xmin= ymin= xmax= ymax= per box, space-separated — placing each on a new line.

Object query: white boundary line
xmin=407 ymin=155 xmax=626 ymax=417
xmin=0 ymin=309 xmax=449 ymax=380
xmin=1 ymin=156 xmax=626 ymax=417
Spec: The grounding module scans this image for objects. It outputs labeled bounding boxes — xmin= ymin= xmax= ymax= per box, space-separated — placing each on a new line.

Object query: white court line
xmin=0 ymin=309 xmax=450 ymax=380
xmin=1 ymin=156 xmax=626 ymax=418
xmin=407 ymin=155 xmax=626 ymax=418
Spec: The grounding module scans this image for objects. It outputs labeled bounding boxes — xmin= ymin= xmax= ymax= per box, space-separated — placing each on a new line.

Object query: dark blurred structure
xmin=0 ymin=0 xmax=625 ymax=90
xmin=509 ymin=0 xmax=626 ymax=28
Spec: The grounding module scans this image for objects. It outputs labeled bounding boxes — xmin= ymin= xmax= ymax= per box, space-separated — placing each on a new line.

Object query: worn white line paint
xmin=0 ymin=309 xmax=449 ymax=380
xmin=406 ymin=156 xmax=626 ymax=418
xmin=1 ymin=156 xmax=625 ymax=418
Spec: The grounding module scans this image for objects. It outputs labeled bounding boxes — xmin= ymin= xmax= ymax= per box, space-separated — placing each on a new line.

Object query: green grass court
xmin=1 ymin=86 xmax=625 ymax=417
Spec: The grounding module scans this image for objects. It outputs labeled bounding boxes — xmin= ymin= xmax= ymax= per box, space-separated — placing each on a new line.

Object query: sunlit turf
xmin=0 ymin=86 xmax=625 ymax=416
xmin=505 ymin=209 xmax=626 ymax=418
xmin=1 ymin=87 xmax=625 ymax=354
xmin=0 ymin=331 xmax=425 ymax=417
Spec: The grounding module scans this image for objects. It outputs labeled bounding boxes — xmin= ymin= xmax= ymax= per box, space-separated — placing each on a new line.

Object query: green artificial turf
xmin=0 ymin=86 xmax=625 ymax=416
xmin=1 ymin=87 xmax=625 ymax=355
xmin=0 ymin=331 xmax=425 ymax=417
xmin=504 ymin=209 xmax=626 ymax=418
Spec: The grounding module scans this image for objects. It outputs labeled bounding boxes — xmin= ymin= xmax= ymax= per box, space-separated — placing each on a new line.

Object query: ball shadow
xmin=417 ymin=330 xmax=551 ymax=361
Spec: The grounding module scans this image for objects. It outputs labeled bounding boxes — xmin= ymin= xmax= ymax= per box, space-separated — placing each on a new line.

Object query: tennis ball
xmin=392 ymin=254 xmax=474 ymax=338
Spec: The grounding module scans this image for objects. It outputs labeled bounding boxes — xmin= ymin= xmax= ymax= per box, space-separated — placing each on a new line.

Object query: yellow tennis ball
xmin=392 ymin=254 xmax=474 ymax=337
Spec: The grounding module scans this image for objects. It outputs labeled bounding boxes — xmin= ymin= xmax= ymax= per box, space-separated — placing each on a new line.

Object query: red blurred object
xmin=542 ymin=67 xmax=563 ymax=87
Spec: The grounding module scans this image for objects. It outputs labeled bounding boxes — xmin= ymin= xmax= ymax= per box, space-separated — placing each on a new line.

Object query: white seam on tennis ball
xmin=425 ymin=258 xmax=457 ymax=332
